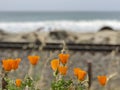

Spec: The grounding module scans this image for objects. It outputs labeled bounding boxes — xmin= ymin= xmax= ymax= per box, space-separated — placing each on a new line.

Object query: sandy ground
xmin=0 ymin=29 xmax=120 ymax=44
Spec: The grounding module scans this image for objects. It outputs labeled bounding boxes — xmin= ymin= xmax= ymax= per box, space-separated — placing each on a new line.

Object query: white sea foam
xmin=0 ymin=20 xmax=120 ymax=33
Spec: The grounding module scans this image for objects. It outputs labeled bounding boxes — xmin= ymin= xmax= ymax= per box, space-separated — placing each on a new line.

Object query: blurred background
xmin=0 ymin=0 xmax=120 ymax=90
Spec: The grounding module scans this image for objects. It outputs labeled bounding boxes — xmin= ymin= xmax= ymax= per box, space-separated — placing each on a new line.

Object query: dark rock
xmin=49 ymin=30 xmax=68 ymax=40
xmin=0 ymin=29 xmax=7 ymax=41
xmin=99 ymin=26 xmax=114 ymax=31
xmin=0 ymin=29 xmax=7 ymax=35
xmin=36 ymin=27 xmax=44 ymax=32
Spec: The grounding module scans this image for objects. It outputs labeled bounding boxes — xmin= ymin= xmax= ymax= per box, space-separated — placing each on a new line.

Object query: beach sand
xmin=0 ymin=29 xmax=120 ymax=44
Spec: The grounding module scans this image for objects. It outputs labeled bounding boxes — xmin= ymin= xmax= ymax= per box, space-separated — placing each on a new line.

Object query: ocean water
xmin=0 ymin=12 xmax=120 ymax=33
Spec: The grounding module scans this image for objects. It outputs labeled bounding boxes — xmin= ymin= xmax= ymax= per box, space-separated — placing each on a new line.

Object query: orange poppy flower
xmin=78 ymin=70 xmax=87 ymax=81
xmin=98 ymin=76 xmax=107 ymax=86
xmin=16 ymin=79 xmax=22 ymax=87
xmin=73 ymin=68 xmax=82 ymax=77
xmin=51 ymin=59 xmax=59 ymax=71
xmin=28 ymin=56 xmax=40 ymax=65
xmin=2 ymin=59 xmax=13 ymax=71
xmin=59 ymin=53 xmax=69 ymax=65
xmin=12 ymin=58 xmax=21 ymax=70
xmin=58 ymin=66 xmax=68 ymax=75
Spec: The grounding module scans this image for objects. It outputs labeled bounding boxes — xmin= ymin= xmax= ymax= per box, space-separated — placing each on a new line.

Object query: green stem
xmin=28 ymin=65 xmax=34 ymax=77
xmin=80 ymin=87 xmax=83 ymax=90
xmin=102 ymin=86 xmax=106 ymax=90
xmin=80 ymin=85 xmax=83 ymax=90
xmin=79 ymin=82 xmax=83 ymax=90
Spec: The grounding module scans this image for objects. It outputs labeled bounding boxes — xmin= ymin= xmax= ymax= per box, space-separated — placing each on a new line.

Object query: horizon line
xmin=0 ymin=10 xmax=120 ymax=12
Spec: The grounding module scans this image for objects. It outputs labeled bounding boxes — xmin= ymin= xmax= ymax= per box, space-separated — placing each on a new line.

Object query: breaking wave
xmin=0 ymin=20 xmax=120 ymax=33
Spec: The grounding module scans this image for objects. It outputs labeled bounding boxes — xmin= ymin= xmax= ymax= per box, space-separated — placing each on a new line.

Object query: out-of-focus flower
xmin=2 ymin=58 xmax=21 ymax=71
xmin=28 ymin=56 xmax=40 ymax=65
xmin=58 ymin=66 xmax=68 ymax=75
xmin=16 ymin=79 xmax=22 ymax=87
xmin=77 ymin=70 xmax=87 ymax=81
xmin=59 ymin=53 xmax=69 ymax=65
xmin=51 ymin=59 xmax=59 ymax=71
xmin=74 ymin=68 xmax=82 ymax=77
xmin=12 ymin=58 xmax=21 ymax=70
xmin=2 ymin=59 xmax=13 ymax=71
xmin=98 ymin=76 xmax=107 ymax=86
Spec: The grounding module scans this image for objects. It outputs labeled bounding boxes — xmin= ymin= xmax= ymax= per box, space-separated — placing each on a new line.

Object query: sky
xmin=0 ymin=0 xmax=120 ymax=11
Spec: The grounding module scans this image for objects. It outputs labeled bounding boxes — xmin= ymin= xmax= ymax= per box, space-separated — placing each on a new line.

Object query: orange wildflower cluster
xmin=2 ymin=58 xmax=21 ymax=71
xmin=51 ymin=53 xmax=69 ymax=76
xmin=28 ymin=55 xmax=40 ymax=65
xmin=74 ymin=68 xmax=87 ymax=81
xmin=0 ymin=51 xmax=109 ymax=89
xmin=98 ymin=76 xmax=107 ymax=86
xmin=16 ymin=79 xmax=22 ymax=87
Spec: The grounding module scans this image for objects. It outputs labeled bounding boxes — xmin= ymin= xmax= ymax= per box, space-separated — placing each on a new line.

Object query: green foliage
xmin=74 ymin=81 xmax=89 ymax=90
xmin=51 ymin=79 xmax=73 ymax=90
xmin=5 ymin=74 xmax=40 ymax=90
xmin=53 ymin=69 xmax=59 ymax=77
xmin=23 ymin=75 xmax=34 ymax=87
xmin=5 ymin=78 xmax=23 ymax=90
